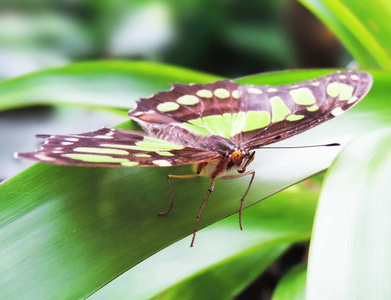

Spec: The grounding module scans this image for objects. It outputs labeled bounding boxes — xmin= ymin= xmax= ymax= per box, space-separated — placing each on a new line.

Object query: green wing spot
xmin=196 ymin=89 xmax=213 ymax=98
xmin=127 ymin=146 xmax=164 ymax=152
xmin=101 ymin=143 xmax=142 ymax=150
xmin=289 ymin=87 xmax=316 ymax=105
xmin=142 ymin=137 xmax=183 ymax=147
xmin=101 ymin=142 xmax=183 ymax=152
xmin=242 ymin=111 xmax=271 ymax=132
xmin=74 ymin=147 xmax=128 ymax=155
xmin=176 ymin=95 xmax=199 ymax=105
xmin=186 ymin=115 xmax=231 ymax=138
xmin=326 ymin=82 xmax=340 ymax=98
xmin=223 ymin=113 xmax=233 ymax=124
xmin=286 ymin=114 xmax=305 ymax=121
xmin=178 ymin=122 xmax=210 ymax=136
xmin=214 ymin=88 xmax=230 ymax=99
xmin=338 ymin=83 xmax=354 ymax=101
xmin=307 ymin=105 xmax=319 ymax=112
xmin=202 ymin=115 xmax=232 ymax=138
xmin=231 ymin=112 xmax=247 ymax=136
xmin=62 ymin=153 xmax=130 ymax=163
xmin=326 ymin=82 xmax=354 ymax=101
xmin=270 ymin=96 xmax=291 ymax=122
xmin=232 ymin=90 xmax=239 ymax=99
xmin=188 ymin=117 xmax=204 ymax=127
xmin=136 ymin=141 xmax=183 ymax=150
xmin=135 ymin=153 xmax=151 ymax=158
xmin=157 ymin=101 xmax=180 ymax=112
xmin=157 ymin=151 xmax=174 ymax=156
xmin=121 ymin=161 xmax=139 ymax=167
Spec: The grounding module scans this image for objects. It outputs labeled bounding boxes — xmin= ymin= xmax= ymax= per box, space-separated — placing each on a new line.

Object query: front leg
xmin=158 ymin=173 xmax=199 ymax=216
xmin=190 ymin=178 xmax=216 ymax=247
xmin=220 ymin=170 xmax=255 ymax=230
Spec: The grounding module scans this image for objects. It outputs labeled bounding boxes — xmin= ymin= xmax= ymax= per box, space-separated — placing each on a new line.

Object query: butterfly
xmin=16 ymin=70 xmax=373 ymax=246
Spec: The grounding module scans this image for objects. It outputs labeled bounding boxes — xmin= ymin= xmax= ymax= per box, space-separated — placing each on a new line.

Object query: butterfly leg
xmin=191 ymin=178 xmax=216 ymax=247
xmin=220 ymin=170 xmax=255 ymax=231
xmin=158 ymin=173 xmax=199 ymax=216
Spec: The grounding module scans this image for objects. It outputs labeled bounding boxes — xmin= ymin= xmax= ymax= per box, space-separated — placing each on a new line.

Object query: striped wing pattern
xmin=129 ymin=71 xmax=373 ymax=148
xmin=17 ymin=71 xmax=373 ymax=166
xmin=16 ymin=128 xmax=220 ymax=167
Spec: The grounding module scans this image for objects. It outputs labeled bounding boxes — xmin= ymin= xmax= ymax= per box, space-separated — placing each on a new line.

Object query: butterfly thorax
xmin=195 ymin=135 xmax=255 ymax=179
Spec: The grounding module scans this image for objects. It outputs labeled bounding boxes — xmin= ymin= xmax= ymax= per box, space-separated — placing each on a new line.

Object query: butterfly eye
xmin=231 ymin=150 xmax=243 ymax=165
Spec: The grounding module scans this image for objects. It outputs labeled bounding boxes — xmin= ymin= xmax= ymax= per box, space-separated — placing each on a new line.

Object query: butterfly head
xmin=230 ymin=149 xmax=255 ymax=173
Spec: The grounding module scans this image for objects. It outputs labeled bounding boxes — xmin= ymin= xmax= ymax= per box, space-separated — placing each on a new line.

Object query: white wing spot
xmin=351 ymin=74 xmax=360 ymax=81
xmin=35 ymin=154 xmax=55 ymax=161
xmin=347 ymin=96 xmax=359 ymax=104
xmin=61 ymin=142 xmax=73 ymax=146
xmin=66 ymin=138 xmax=79 ymax=142
xmin=95 ymin=135 xmax=113 ymax=139
xmin=248 ymin=87 xmax=263 ymax=94
xmin=331 ymin=107 xmax=344 ymax=117
xmin=267 ymin=88 xmax=278 ymax=93
xmin=339 ymin=74 xmax=347 ymax=80
xmin=152 ymin=159 xmax=172 ymax=167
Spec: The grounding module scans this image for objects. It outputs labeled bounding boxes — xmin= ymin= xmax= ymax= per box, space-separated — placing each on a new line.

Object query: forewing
xmin=128 ymin=71 xmax=373 ymax=149
xmin=16 ymin=128 xmax=221 ymax=167
xmin=129 ymin=80 xmax=242 ymax=142
xmin=237 ymin=71 xmax=373 ymax=148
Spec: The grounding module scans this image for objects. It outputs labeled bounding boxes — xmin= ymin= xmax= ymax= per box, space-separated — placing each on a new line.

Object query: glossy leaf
xmin=1 ymin=67 xmax=391 ymax=298
xmin=307 ymin=129 xmax=391 ymax=299
xmin=0 ymin=61 xmax=220 ymax=111
xmin=92 ymin=184 xmax=319 ymax=299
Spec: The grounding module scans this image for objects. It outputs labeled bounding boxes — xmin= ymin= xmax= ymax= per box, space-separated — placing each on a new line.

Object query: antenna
xmin=261 ymin=143 xmax=340 ymax=149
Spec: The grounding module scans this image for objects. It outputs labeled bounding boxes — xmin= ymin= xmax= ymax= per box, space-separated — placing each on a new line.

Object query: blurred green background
xmin=0 ymin=0 xmax=348 ymax=180
xmin=2 ymin=1 xmax=388 ymax=299
xmin=0 ymin=0 xmax=346 ymax=80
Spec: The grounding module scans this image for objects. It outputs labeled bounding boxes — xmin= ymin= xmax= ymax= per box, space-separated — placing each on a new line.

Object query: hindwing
xmin=16 ymin=128 xmax=220 ymax=167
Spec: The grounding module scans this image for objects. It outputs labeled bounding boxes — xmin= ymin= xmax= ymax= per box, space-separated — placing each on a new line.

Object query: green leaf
xmin=307 ymin=128 xmax=391 ymax=298
xmin=1 ymin=66 xmax=391 ymax=298
xmin=299 ymin=0 xmax=391 ymax=70
xmin=91 ymin=185 xmax=318 ymax=299
xmin=272 ymin=263 xmax=307 ymax=300
xmin=0 ymin=61 xmax=220 ymax=111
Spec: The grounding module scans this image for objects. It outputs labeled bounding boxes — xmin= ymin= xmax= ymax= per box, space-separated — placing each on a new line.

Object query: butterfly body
xmin=16 ymin=71 xmax=373 ymax=246
xmin=194 ymin=148 xmax=255 ymax=179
